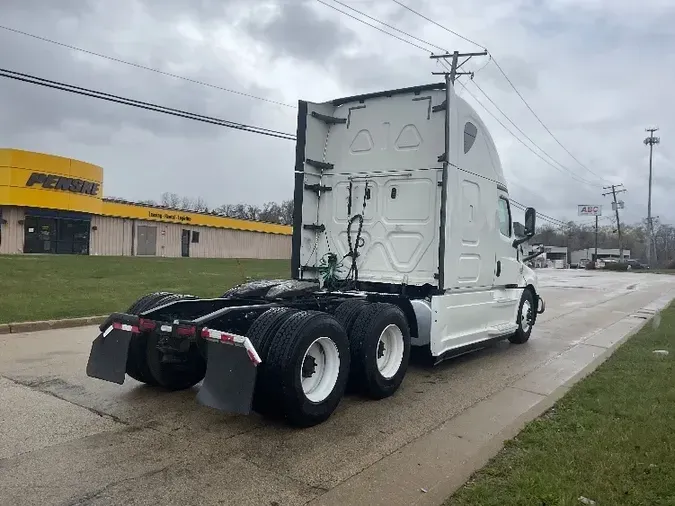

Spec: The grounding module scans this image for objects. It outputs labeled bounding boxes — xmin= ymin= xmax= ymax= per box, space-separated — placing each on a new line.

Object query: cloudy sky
xmin=1 ymin=0 xmax=673 ymax=227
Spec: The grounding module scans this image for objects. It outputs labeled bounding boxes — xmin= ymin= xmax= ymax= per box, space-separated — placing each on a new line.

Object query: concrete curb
xmin=308 ymin=290 xmax=675 ymax=506
xmin=0 ymin=315 xmax=107 ymax=335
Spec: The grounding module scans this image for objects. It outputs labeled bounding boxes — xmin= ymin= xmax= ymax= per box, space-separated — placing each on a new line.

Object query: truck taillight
xmin=176 ymin=325 xmax=196 ymax=337
xmin=138 ymin=318 xmax=156 ymax=331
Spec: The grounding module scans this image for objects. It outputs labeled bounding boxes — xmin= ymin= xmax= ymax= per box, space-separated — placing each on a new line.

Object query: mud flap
xmin=85 ymin=313 xmax=138 ymax=385
xmin=196 ymin=340 xmax=257 ymax=415
xmin=86 ymin=327 xmax=133 ymax=384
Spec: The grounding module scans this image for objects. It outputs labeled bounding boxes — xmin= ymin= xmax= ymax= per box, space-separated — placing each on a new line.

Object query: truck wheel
xmin=509 ymin=290 xmax=534 ymax=344
xmin=333 ymin=299 xmax=370 ymax=336
xmin=127 ymin=292 xmax=198 ymax=388
xmin=146 ymin=333 xmax=206 ymax=391
xmin=348 ymin=303 xmax=411 ymax=400
xmin=247 ymin=307 xmax=298 ymax=411
xmin=258 ymin=311 xmax=350 ymax=427
xmin=125 ymin=292 xmax=175 ymax=386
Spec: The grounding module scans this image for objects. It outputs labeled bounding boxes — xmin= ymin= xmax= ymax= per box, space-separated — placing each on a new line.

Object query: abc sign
xmin=578 ymin=205 xmax=602 ymax=216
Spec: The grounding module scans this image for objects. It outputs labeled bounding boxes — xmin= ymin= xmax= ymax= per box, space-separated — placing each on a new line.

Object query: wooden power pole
xmin=603 ymin=184 xmax=626 ymax=262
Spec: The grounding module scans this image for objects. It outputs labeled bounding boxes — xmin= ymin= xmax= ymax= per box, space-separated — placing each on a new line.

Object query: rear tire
xmin=333 ymin=299 xmax=370 ymax=336
xmin=247 ymin=307 xmax=298 ymax=411
xmin=146 ymin=331 xmax=206 ymax=390
xmin=509 ymin=290 xmax=534 ymax=344
xmin=125 ymin=292 xmax=173 ymax=385
xmin=125 ymin=292 xmax=197 ymax=386
xmin=348 ymin=303 xmax=411 ymax=400
xmin=257 ymin=311 xmax=350 ymax=427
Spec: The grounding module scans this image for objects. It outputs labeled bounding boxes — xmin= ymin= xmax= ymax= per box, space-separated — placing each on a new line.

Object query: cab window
xmin=497 ymin=197 xmax=511 ymax=237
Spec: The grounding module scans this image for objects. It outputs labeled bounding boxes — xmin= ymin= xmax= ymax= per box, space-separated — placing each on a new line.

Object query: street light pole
xmin=644 ymin=128 xmax=660 ymax=267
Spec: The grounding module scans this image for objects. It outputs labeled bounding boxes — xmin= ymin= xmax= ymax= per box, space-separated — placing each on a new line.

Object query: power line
xmin=325 ymin=0 xmax=447 ymax=53
xmin=489 ymin=57 xmax=609 ymax=183
xmin=511 ymin=200 xmax=567 ymax=227
xmin=455 ymin=78 xmax=601 ymax=187
xmin=470 ymin=79 xmax=604 ymax=186
xmin=315 ymin=0 xmax=432 ymax=53
xmin=0 ymin=24 xmax=296 ymax=109
xmin=318 ymin=0 xmax=602 ymax=189
xmin=0 ymin=68 xmax=297 ymax=141
xmin=388 ymin=0 xmax=609 ymax=184
xmin=389 ymin=0 xmax=486 ymax=50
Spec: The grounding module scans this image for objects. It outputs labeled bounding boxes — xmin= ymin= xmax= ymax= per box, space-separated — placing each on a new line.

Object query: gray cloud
xmin=245 ymin=0 xmax=355 ymax=63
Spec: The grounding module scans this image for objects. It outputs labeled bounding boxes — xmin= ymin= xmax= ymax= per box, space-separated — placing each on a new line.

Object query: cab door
xmin=493 ymin=193 xmax=522 ymax=288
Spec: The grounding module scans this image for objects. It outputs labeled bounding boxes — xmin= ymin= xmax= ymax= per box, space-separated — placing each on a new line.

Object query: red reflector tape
xmin=200 ymin=327 xmax=261 ymax=365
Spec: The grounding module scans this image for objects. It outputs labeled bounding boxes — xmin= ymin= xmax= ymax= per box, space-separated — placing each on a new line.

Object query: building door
xmin=24 ymin=216 xmax=57 ymax=253
xmin=181 ymin=229 xmax=190 ymax=257
xmin=137 ymin=225 xmax=157 ymax=256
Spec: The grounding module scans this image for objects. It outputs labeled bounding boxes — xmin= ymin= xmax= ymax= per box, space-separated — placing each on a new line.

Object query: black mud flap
xmin=86 ymin=327 xmax=133 ymax=385
xmin=196 ymin=341 xmax=257 ymax=415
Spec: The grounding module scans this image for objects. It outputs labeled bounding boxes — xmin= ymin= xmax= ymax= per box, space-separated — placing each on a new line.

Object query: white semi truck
xmin=86 ymin=80 xmax=545 ymax=427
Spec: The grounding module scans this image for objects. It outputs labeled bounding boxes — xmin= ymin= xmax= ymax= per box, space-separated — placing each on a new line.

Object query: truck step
xmin=487 ymin=322 xmax=518 ymax=337
xmin=304 ymin=183 xmax=332 ymax=194
xmin=305 ymin=158 xmax=334 ymax=171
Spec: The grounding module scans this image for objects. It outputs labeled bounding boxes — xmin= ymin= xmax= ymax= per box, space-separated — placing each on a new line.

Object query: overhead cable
xmin=0 ymin=68 xmax=297 ymax=141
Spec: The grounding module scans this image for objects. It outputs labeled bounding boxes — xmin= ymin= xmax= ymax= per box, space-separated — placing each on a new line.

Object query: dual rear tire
xmin=335 ymin=300 xmax=411 ymax=400
xmin=248 ymin=309 xmax=350 ymax=427
xmin=246 ymin=300 xmax=411 ymax=427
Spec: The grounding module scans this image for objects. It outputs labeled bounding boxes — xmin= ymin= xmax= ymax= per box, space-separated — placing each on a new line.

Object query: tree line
xmin=137 ymin=192 xmax=294 ymax=225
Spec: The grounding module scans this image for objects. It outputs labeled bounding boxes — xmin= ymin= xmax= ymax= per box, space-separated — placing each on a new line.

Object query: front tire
xmin=258 ymin=311 xmax=350 ymax=427
xmin=509 ymin=289 xmax=534 ymax=344
xmin=348 ymin=303 xmax=411 ymax=400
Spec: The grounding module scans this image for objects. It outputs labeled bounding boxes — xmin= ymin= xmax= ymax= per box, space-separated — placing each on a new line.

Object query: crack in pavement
xmin=1 ymin=374 xmax=128 ymax=426
xmin=65 ymin=464 xmax=172 ymax=506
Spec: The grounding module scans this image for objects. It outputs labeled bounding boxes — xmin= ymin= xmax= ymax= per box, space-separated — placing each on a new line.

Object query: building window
xmin=191 ymin=231 xmax=200 ymax=243
xmin=497 ymin=197 xmax=511 ymax=237
xmin=464 ymin=122 xmax=478 ymax=153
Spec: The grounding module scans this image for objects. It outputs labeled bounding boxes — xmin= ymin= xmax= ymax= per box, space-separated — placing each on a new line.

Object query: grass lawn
xmin=0 ymin=255 xmax=289 ymax=323
xmin=446 ymin=304 xmax=675 ymax=506
xmin=445 ymin=305 xmax=675 ymax=506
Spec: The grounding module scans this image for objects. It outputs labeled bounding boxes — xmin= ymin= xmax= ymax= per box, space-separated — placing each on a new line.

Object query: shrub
xmin=585 ymin=261 xmax=596 ymax=270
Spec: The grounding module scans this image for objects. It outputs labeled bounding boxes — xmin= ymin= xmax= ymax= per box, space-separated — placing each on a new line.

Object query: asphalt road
xmin=1 ymin=270 xmax=674 ymax=506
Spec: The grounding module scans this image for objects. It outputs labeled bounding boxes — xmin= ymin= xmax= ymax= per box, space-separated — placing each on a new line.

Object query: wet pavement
xmin=1 ymin=269 xmax=674 ymax=506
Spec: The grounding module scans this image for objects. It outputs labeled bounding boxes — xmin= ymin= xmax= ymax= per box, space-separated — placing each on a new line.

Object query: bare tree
xmin=160 ymin=192 xmax=181 ymax=208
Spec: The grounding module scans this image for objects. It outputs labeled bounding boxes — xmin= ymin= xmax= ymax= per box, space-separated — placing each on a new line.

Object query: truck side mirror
xmin=524 ymin=207 xmax=536 ymax=237
xmin=512 ymin=208 xmax=537 ymax=248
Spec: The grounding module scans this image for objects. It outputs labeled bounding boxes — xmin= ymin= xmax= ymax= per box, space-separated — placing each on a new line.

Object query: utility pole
xmin=644 ymin=127 xmax=660 ymax=267
xmin=595 ymin=215 xmax=599 ymax=263
xmin=603 ymin=184 xmax=626 ymax=262
xmin=430 ymin=50 xmax=489 ymax=84
xmin=429 ymin=50 xmax=488 ymax=286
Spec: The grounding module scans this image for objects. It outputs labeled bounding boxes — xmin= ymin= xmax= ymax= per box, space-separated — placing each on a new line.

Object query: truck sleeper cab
xmin=86 ymin=81 xmax=545 ymax=428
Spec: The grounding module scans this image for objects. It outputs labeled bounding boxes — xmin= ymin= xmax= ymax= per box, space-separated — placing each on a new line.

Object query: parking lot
xmin=1 ymin=269 xmax=674 ymax=506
